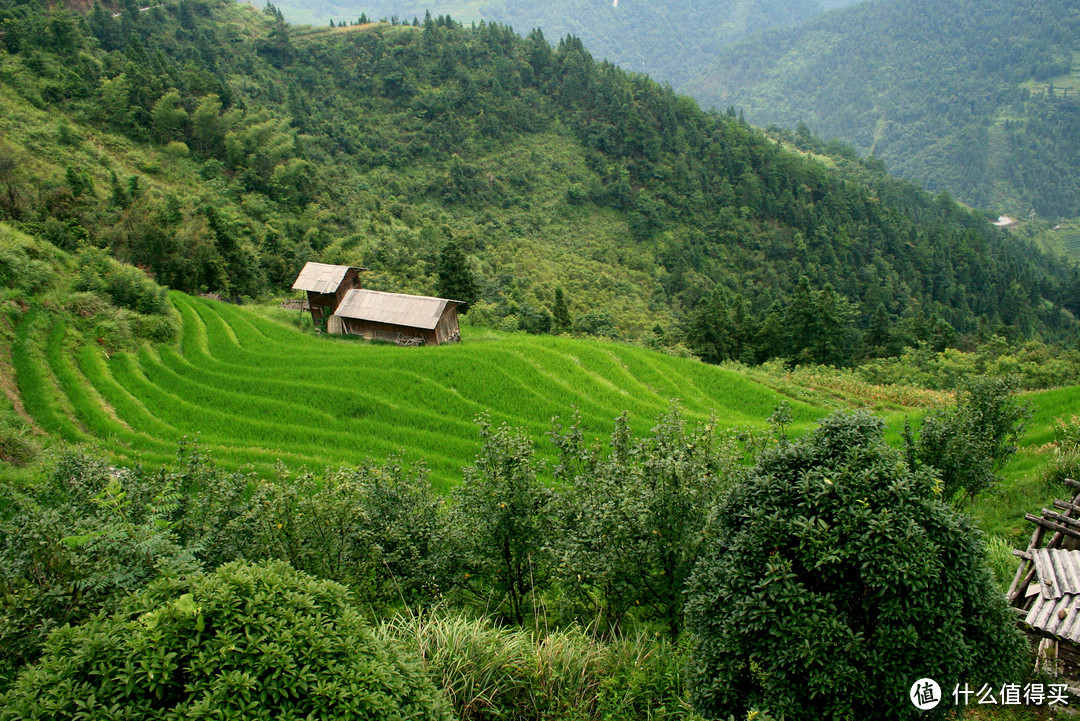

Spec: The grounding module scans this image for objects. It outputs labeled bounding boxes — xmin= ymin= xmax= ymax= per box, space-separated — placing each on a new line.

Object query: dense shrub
xmin=551 ymin=407 xmax=741 ymax=636
xmin=0 ymin=412 xmax=37 ymax=466
xmin=0 ymin=224 xmax=64 ymax=295
xmin=0 ymin=443 xmax=255 ymax=687
xmin=231 ymin=459 xmax=445 ymax=608
xmin=907 ymin=375 xmax=1029 ymax=502
xmin=0 ymin=560 xmax=450 ymax=720
xmin=0 ymin=450 xmax=202 ymax=688
xmin=447 ymin=417 xmax=556 ymax=625
xmin=686 ymin=411 xmax=1025 ymax=720
xmin=75 ymin=247 xmax=168 ymax=315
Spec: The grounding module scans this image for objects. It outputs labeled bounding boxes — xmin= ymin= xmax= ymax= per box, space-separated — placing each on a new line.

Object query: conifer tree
xmin=552 ymin=285 xmax=572 ymax=333
xmin=435 ymin=240 xmax=477 ymax=312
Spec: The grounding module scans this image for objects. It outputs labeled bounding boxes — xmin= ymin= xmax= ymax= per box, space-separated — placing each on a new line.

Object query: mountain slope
xmin=274 ymin=0 xmax=860 ymax=87
xmin=688 ymin=0 xmax=1080 ymax=217
xmin=0 ymin=0 xmax=1076 ymax=365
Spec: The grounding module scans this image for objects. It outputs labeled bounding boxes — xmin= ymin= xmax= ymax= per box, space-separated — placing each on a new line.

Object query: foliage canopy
xmin=686 ymin=411 xmax=1024 ymax=720
xmin=0 ymin=560 xmax=450 ymax=721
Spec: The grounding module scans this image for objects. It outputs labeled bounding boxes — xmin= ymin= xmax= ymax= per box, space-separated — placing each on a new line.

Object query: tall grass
xmin=377 ymin=612 xmax=697 ymax=721
xmin=984 ymin=534 xmax=1022 ymax=592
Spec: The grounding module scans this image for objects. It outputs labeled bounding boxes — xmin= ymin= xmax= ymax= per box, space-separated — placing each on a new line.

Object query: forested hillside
xmin=271 ymin=0 xmax=857 ymax=87
xmin=0 ymin=0 xmax=1077 ymax=370
xmin=688 ymin=0 xmax=1080 ymax=218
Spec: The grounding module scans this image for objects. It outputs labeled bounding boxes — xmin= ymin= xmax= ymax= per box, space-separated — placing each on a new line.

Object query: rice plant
xmin=22 ymin=291 xmax=840 ymax=485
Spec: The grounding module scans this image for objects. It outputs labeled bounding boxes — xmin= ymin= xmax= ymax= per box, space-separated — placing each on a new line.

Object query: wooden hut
xmin=1007 ymin=479 xmax=1080 ymax=685
xmin=291 ymin=262 xmax=365 ymax=327
xmin=333 ymin=288 xmax=461 ymax=346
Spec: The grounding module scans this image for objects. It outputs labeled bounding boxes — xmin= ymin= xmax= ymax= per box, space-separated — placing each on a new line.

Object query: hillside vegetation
xmin=689 ymin=0 xmax=1080 ymax=219
xmin=271 ymin=0 xmax=853 ymax=88
xmin=0 ymin=0 xmax=1075 ymax=370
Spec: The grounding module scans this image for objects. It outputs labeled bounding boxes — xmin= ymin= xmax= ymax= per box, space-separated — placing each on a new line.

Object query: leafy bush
xmin=0 ymin=233 xmax=58 ymax=295
xmin=0 ymin=561 xmax=450 ymax=720
xmin=231 ymin=458 xmax=445 ymax=608
xmin=75 ymin=248 xmax=168 ymax=315
xmin=906 ymin=375 xmax=1029 ymax=503
xmin=135 ymin=310 xmax=179 ymax=342
xmin=686 ymin=411 xmax=1025 ymax=720
xmin=447 ymin=417 xmax=556 ymax=625
xmin=89 ymin=305 xmax=137 ymax=349
xmin=0 ymin=450 xmax=202 ymax=688
xmin=551 ymin=407 xmax=741 ymax=636
xmin=63 ymin=290 xmax=107 ymax=318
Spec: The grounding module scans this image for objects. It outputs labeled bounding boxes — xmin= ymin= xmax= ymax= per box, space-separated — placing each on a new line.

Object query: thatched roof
xmin=291 ymin=262 xmax=362 ymax=294
xmin=334 ymin=289 xmax=459 ymax=330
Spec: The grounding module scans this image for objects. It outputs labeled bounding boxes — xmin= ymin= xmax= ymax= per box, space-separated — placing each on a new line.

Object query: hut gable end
xmin=291 ymin=262 xmax=365 ymax=326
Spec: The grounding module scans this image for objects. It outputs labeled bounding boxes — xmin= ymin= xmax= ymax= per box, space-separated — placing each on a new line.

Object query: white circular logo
xmin=910 ymin=678 xmax=941 ymax=710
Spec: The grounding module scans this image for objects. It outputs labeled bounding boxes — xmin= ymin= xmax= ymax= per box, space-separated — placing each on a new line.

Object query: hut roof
xmin=334 ymin=289 xmax=459 ymax=330
xmin=291 ymin=262 xmax=362 ymax=294
xmin=1025 ymin=549 xmax=1080 ymax=643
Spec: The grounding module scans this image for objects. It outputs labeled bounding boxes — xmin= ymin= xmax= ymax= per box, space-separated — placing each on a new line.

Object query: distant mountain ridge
xmin=687 ymin=0 xmax=1080 ymax=217
xmin=273 ymin=0 xmax=863 ymax=87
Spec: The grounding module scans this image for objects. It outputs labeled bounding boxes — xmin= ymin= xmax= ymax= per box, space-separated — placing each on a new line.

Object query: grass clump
xmin=378 ymin=612 xmax=697 ymax=721
xmin=1041 ymin=415 xmax=1080 ymax=488
xmin=0 ymin=412 xmax=37 ymax=466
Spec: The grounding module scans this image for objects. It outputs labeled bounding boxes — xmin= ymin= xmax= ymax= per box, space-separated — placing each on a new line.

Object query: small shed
xmin=1008 ymin=479 xmax=1080 ymax=684
xmin=333 ymin=288 xmax=461 ymax=346
xmin=291 ymin=262 xmax=365 ymax=327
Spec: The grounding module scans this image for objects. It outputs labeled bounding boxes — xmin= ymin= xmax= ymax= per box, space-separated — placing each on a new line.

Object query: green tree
xmin=190 ymin=94 xmax=226 ymax=156
xmin=232 ymin=458 xmax=444 ymax=608
xmin=782 ymin=277 xmax=861 ymax=366
xmin=552 ymin=407 xmax=736 ymax=637
xmin=686 ymin=285 xmax=759 ymax=364
xmin=448 ymin=416 xmax=555 ymax=625
xmin=687 ymin=411 xmax=1024 ymax=720
xmin=552 ymin=285 xmax=572 ymax=333
xmin=150 ymin=90 xmax=188 ymax=144
xmin=907 ymin=375 xmax=1030 ymax=503
xmin=435 ymin=240 xmax=478 ymax=312
xmin=0 ymin=450 xmax=203 ymax=688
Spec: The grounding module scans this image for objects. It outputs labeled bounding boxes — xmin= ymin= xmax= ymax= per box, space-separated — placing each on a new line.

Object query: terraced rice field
xmin=13 ymin=292 xmax=828 ymax=488
xmin=1060 ymin=229 xmax=1080 ymax=259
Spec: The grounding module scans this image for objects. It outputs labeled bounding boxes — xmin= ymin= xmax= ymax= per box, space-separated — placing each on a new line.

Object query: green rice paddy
xmin=13 ymin=292 xmax=832 ymax=489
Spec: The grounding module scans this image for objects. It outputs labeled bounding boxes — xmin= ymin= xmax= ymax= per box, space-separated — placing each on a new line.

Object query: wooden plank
xmin=1065 ymin=478 xmax=1080 ymax=490
xmin=1013 ymin=550 xmax=1033 ymax=560
xmin=1009 ymin=563 xmax=1039 ymax=605
xmin=1042 ymin=509 xmax=1080 ymax=530
xmin=1053 ymin=499 xmax=1080 ymax=516
xmin=1025 ymin=514 xmax=1080 ymax=542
